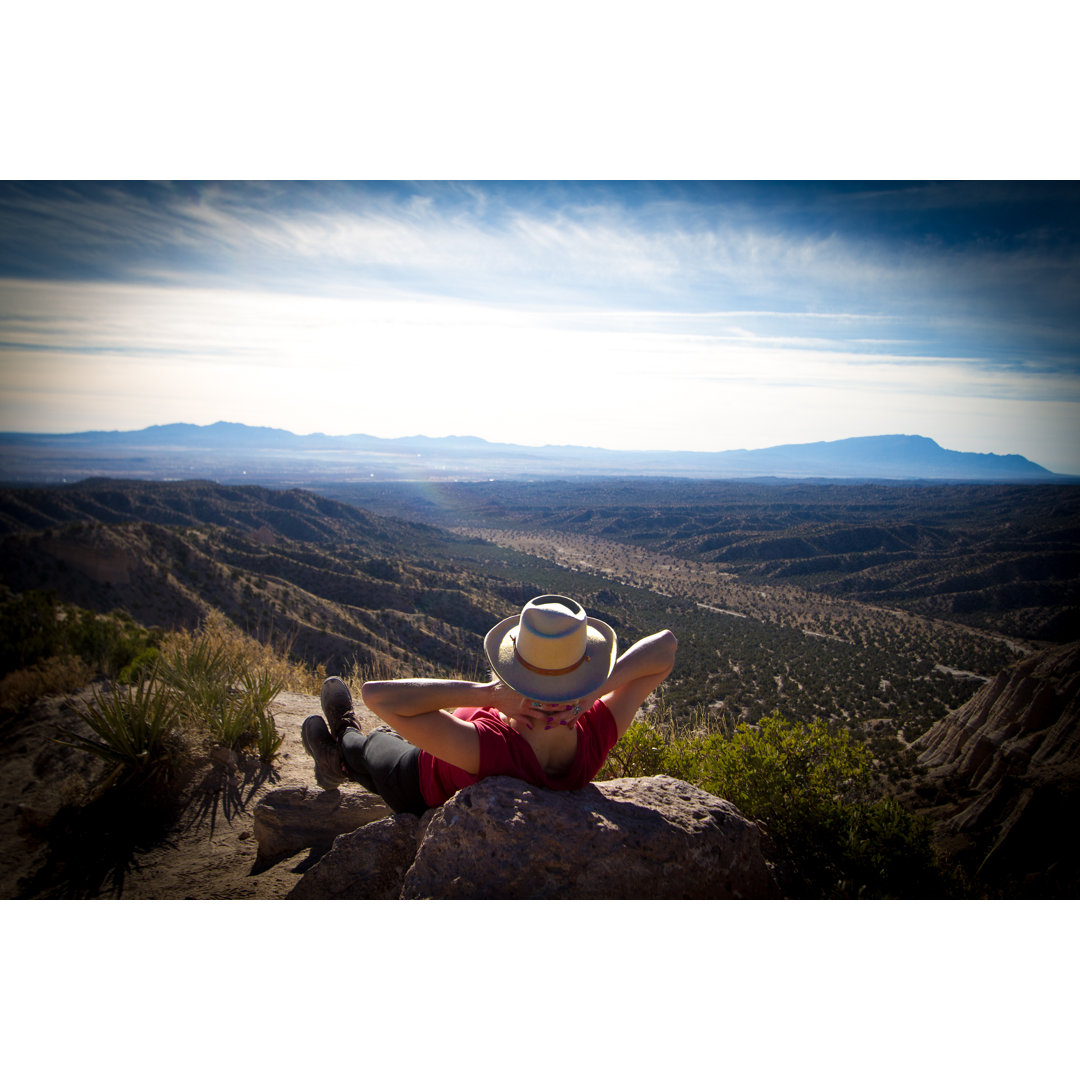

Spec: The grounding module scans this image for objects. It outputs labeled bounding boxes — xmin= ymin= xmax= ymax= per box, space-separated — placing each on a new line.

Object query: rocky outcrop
xmin=912 ymin=639 xmax=1080 ymax=894
xmin=281 ymin=774 xmax=779 ymax=900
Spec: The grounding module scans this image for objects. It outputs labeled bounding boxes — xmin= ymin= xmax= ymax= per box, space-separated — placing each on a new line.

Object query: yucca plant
xmin=206 ymin=669 xmax=285 ymax=750
xmin=245 ymin=669 xmax=285 ymax=761
xmin=62 ymin=674 xmax=181 ymax=793
xmin=158 ymin=636 xmax=232 ymax=700
xmin=241 ymin=667 xmax=284 ymax=713
xmin=254 ymin=712 xmax=284 ymax=763
xmin=201 ymin=689 xmax=252 ymax=748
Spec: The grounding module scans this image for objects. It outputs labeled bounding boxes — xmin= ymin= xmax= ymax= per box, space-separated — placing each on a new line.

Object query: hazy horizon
xmin=2 ymin=181 xmax=1078 ymax=473
xmin=0 ymin=416 xmax=1062 ymax=469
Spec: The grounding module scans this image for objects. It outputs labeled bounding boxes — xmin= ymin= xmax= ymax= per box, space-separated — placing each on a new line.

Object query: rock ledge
xmin=281 ymin=774 xmax=779 ymax=900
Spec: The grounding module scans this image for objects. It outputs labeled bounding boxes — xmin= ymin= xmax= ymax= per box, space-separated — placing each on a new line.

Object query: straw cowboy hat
xmin=484 ymin=594 xmax=618 ymax=703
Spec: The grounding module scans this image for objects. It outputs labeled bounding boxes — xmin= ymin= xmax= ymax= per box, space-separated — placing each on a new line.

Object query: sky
xmin=2 ymin=179 xmax=1079 ymax=474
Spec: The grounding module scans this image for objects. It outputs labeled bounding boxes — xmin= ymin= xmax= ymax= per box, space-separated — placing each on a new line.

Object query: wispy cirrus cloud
xmin=2 ymin=181 xmax=1075 ymax=330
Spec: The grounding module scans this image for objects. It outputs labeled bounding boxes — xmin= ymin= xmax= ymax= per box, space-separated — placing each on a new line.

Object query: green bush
xmin=838 ymin=797 xmax=944 ymax=898
xmin=602 ymin=710 xmax=947 ymax=898
xmin=64 ymin=608 xmax=155 ymax=677
xmin=118 ymin=646 xmax=161 ymax=684
xmin=599 ymin=716 xmax=671 ymax=779
xmin=690 ymin=713 xmax=871 ymax=846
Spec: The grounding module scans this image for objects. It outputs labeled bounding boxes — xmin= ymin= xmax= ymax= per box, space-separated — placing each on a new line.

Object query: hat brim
xmin=484 ymin=614 xmax=617 ymax=703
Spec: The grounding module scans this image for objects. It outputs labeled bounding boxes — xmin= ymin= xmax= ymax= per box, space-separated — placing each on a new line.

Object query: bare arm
xmin=596 ymin=629 xmax=678 ymax=737
xmin=360 ymin=678 xmax=529 ymax=774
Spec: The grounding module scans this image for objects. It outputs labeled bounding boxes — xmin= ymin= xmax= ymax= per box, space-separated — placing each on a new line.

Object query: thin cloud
xmin=3 ymin=181 xmax=1076 ymax=344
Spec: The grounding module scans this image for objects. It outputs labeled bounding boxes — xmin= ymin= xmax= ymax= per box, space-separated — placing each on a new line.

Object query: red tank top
xmin=418 ymin=699 xmax=619 ymax=807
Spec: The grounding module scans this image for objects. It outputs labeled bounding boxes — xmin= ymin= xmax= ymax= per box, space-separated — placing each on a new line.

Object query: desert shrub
xmin=63 ymin=607 xmax=158 ymax=677
xmin=0 ymin=590 xmax=161 ymax=681
xmin=595 ymin=692 xmax=729 ymax=782
xmin=837 ymin=797 xmax=944 ymax=898
xmin=598 ymin=717 xmax=670 ymax=779
xmin=0 ymin=589 xmax=64 ymax=673
xmin=601 ymin=710 xmax=947 ymax=898
xmin=0 ymin=655 xmax=96 ymax=712
xmin=690 ymin=714 xmax=872 ymax=845
xmin=118 ymin=645 xmax=162 ymax=684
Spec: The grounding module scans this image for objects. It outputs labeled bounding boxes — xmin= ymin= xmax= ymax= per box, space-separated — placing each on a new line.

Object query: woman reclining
xmin=301 ymin=593 xmax=677 ymax=815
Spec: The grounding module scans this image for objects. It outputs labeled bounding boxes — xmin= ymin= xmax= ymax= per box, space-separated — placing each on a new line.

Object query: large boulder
xmin=287 ymin=814 xmax=426 ymax=899
xmin=283 ymin=774 xmax=779 ymax=900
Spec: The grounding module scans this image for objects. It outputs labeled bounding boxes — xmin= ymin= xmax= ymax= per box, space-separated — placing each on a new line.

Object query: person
xmin=301 ymin=593 xmax=677 ymax=815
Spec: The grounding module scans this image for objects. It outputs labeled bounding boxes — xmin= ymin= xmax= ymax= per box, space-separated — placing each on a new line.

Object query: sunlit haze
xmin=2 ymin=180 xmax=1078 ymax=473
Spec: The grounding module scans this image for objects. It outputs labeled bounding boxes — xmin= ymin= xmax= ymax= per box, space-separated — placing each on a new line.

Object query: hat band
xmin=512 ymin=640 xmax=591 ymax=677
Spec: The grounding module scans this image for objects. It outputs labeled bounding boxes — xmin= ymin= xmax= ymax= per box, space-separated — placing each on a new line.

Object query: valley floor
xmin=455 ymin=525 xmax=1032 ymax=748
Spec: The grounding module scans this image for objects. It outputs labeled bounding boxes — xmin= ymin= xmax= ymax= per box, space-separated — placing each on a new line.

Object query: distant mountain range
xmin=0 ymin=422 xmax=1063 ymax=484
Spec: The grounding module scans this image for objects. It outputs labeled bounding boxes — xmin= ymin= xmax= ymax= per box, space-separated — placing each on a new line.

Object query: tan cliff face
xmin=40 ymin=535 xmax=139 ymax=587
xmin=913 ymin=640 xmax=1080 ymax=892
xmin=916 ymin=641 xmax=1080 ymax=786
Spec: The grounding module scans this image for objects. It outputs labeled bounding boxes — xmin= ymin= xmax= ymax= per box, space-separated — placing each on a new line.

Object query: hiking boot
xmin=321 ymin=676 xmax=361 ymax=740
xmin=301 ymin=714 xmax=347 ymax=789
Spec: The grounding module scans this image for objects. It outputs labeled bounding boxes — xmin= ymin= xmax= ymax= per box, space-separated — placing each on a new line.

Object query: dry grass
xmin=640 ymin=691 xmax=734 ymax=741
xmin=159 ymin=610 xmax=427 ymax=700
xmin=0 ymin=655 xmax=97 ymax=712
xmin=160 ymin=609 xmax=319 ymax=695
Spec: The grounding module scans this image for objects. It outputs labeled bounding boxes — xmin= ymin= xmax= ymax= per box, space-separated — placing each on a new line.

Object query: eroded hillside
xmin=0 ymin=481 xmax=531 ymax=678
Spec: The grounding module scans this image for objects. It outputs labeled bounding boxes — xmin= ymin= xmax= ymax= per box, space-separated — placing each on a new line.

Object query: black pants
xmin=340 ymin=728 xmax=429 ymax=816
